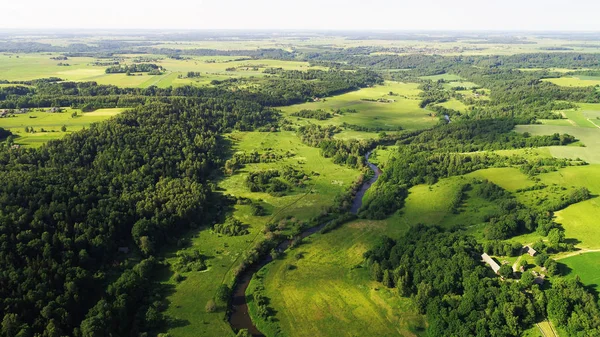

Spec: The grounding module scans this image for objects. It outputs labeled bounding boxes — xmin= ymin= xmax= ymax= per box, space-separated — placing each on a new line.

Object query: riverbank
xmin=228 ymin=152 xmax=382 ymax=336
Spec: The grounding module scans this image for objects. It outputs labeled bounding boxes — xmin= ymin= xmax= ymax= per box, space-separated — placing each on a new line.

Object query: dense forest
xmin=0 ymin=96 xmax=279 ymax=336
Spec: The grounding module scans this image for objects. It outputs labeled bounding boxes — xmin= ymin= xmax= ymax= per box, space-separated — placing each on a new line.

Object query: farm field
xmin=442 ymin=81 xmax=479 ymax=90
xmin=436 ymin=98 xmax=469 ymax=112
xmin=543 ymin=75 xmax=600 ymax=87
xmin=0 ymin=108 xmax=124 ymax=147
xmin=0 ymin=53 xmax=326 ymax=88
xmin=280 ymin=81 xmax=438 ymax=130
xmin=249 ymin=218 xmax=425 ymax=337
xmin=560 ymin=252 xmax=600 ymax=292
xmin=515 ymin=124 xmax=600 ymax=163
xmin=163 ymin=130 xmax=361 ymax=337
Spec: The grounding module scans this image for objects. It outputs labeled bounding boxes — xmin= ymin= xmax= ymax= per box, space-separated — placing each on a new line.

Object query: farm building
xmin=481 ymin=253 xmax=501 ymax=274
xmin=523 ymin=246 xmax=537 ymax=257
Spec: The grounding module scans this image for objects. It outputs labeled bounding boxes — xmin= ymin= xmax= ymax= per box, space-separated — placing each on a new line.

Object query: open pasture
xmin=436 ymin=98 xmax=469 ymax=112
xmin=250 ymin=217 xmax=424 ymax=337
xmin=0 ymin=108 xmax=124 ymax=147
xmin=515 ymin=124 xmax=600 ymax=163
xmin=280 ymin=81 xmax=438 ymax=131
xmin=543 ymin=75 xmax=600 ymax=87
xmin=560 ymin=252 xmax=600 ymax=292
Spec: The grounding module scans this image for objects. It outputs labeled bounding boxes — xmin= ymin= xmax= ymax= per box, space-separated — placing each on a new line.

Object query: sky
xmin=2 ymin=0 xmax=600 ymax=31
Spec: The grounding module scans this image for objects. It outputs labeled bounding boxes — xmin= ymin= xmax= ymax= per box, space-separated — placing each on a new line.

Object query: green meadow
xmin=561 ymin=252 xmax=600 ymax=292
xmin=515 ymin=124 xmax=600 ymax=163
xmin=0 ymin=53 xmax=326 ymax=88
xmin=163 ymin=130 xmax=361 ymax=337
xmin=280 ymin=81 xmax=438 ymax=130
xmin=543 ymin=75 xmax=600 ymax=87
xmin=250 ymin=218 xmax=425 ymax=337
xmin=0 ymin=108 xmax=124 ymax=147
xmin=436 ymin=98 xmax=469 ymax=112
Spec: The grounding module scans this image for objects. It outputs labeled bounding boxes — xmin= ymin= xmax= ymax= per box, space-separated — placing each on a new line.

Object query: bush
xmin=205 ymin=299 xmax=216 ymax=313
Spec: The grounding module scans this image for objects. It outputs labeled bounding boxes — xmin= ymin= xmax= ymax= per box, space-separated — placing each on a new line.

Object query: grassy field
xmin=515 ymin=124 xmax=600 ymax=164
xmin=543 ymin=75 xmax=600 ymax=87
xmin=0 ymin=53 xmax=326 ymax=88
xmin=442 ymin=81 xmax=479 ymax=90
xmin=250 ymin=218 xmax=425 ymax=337
xmin=418 ymin=74 xmax=464 ymax=81
xmin=560 ymin=252 xmax=600 ymax=292
xmin=163 ymin=130 xmax=361 ymax=337
xmin=0 ymin=108 xmax=124 ymax=147
xmin=470 ymin=164 xmax=600 ymax=251
xmin=544 ymin=166 xmax=600 ymax=250
xmin=280 ymin=81 xmax=438 ymax=131
xmin=436 ymin=98 xmax=469 ymax=112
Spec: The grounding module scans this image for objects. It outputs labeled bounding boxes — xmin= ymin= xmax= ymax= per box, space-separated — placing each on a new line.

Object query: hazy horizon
xmin=3 ymin=0 xmax=600 ymax=31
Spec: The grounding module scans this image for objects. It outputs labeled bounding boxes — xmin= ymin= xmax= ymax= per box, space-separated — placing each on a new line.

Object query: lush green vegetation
xmin=3 ymin=31 xmax=600 ymax=337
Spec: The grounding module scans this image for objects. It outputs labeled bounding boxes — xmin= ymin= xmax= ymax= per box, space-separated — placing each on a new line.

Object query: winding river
xmin=228 ymin=152 xmax=382 ymax=336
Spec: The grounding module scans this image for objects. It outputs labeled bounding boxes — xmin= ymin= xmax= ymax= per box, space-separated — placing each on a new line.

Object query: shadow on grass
xmin=557 ymin=261 xmax=573 ymax=276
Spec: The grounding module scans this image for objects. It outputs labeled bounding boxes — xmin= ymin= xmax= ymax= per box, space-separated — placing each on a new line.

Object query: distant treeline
xmin=0 ymin=69 xmax=382 ymax=110
xmin=105 ymin=63 xmax=161 ymax=74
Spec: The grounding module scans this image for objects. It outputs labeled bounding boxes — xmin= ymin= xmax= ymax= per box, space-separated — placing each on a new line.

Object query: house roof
xmin=482 ymin=253 xmax=501 ymax=273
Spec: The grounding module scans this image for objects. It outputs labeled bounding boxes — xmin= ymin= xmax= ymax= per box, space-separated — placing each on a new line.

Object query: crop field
xmin=250 ymin=218 xmax=425 ymax=337
xmin=163 ymin=130 xmax=361 ymax=337
xmin=543 ymin=75 xmax=600 ymax=87
xmin=560 ymin=252 xmax=600 ymax=292
xmin=280 ymin=81 xmax=438 ymax=130
xmin=0 ymin=108 xmax=124 ymax=147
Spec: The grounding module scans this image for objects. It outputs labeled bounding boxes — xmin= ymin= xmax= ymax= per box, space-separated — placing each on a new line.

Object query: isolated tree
xmin=61 ymin=125 xmax=67 ymax=132
xmin=216 ymin=284 xmax=231 ymax=304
